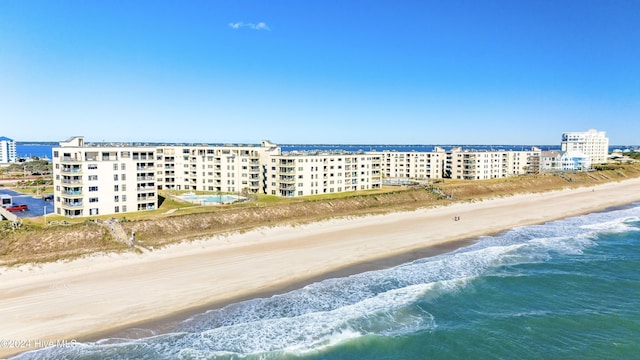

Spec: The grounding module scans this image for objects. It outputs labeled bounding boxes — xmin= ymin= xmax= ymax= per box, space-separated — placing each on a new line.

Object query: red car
xmin=6 ymin=204 xmax=28 ymax=212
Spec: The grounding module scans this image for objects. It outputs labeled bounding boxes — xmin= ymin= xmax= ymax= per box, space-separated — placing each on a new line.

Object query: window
xmin=88 ymin=175 xmax=98 ymax=181
xmin=89 ymin=208 xmax=99 ymax=216
xmin=122 ymin=184 xmax=126 ymax=191
xmin=114 ymin=195 xmax=119 ymax=202
xmin=114 ymin=174 xmax=119 ymax=181
xmin=88 ymin=164 xmax=97 ymax=170
xmin=114 ymin=185 xmax=119 ymax=192
xmin=122 ymin=205 xmax=127 ymax=212
xmin=121 ymin=174 xmax=126 ymax=181
xmin=115 ymin=206 xmax=120 ymax=213
xmin=122 ymin=195 xmax=127 ymax=201
xmin=121 ymin=163 xmax=126 ymax=170
xmin=89 ymin=186 xmax=98 ymax=192
xmin=113 ymin=164 xmax=118 ymax=171
xmin=89 ymin=197 xmax=99 ymax=203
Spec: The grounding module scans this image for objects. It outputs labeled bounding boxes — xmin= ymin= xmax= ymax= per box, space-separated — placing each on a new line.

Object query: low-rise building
xmin=265 ymin=151 xmax=382 ymax=197
xmin=380 ymin=147 xmax=445 ymax=181
xmin=445 ymin=147 xmax=541 ymax=180
xmin=155 ymin=140 xmax=280 ymax=193
xmin=52 ymin=137 xmax=157 ymax=217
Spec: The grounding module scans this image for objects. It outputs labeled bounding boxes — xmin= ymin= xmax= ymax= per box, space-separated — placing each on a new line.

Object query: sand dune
xmin=1 ymin=178 xmax=639 ymax=358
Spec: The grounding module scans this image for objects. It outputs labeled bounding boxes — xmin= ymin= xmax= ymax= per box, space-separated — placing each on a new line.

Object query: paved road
xmin=0 ymin=188 xmax=55 ymax=218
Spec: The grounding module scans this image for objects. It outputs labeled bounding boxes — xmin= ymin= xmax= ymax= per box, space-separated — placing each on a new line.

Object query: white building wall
xmin=156 ymin=141 xmax=279 ymax=193
xmin=266 ymin=152 xmax=382 ymax=197
xmin=0 ymin=136 xmax=17 ymax=164
xmin=561 ymin=129 xmax=609 ymax=164
xmin=52 ymin=137 xmax=157 ymax=217
xmin=381 ymin=148 xmax=445 ymax=180
xmin=446 ymin=147 xmax=541 ymax=180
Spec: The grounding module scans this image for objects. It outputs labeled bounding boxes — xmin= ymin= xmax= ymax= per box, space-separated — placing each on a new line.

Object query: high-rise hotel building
xmin=0 ymin=136 xmax=17 ymax=164
xmin=561 ymin=129 xmax=609 ymax=164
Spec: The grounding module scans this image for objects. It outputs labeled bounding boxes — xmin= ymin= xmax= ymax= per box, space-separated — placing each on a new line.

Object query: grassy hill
xmin=2 ymin=163 xmax=639 ymax=265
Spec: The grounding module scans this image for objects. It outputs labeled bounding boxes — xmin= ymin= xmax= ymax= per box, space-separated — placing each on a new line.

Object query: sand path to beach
xmin=1 ymin=178 xmax=639 ymax=358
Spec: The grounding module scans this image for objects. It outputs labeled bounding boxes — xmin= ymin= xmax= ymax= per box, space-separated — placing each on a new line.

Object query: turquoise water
xmin=180 ymin=195 xmax=243 ymax=204
xmin=14 ymin=203 xmax=640 ymax=359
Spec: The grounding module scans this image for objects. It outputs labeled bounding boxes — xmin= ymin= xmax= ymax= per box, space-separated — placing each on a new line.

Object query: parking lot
xmin=0 ymin=189 xmax=55 ymax=218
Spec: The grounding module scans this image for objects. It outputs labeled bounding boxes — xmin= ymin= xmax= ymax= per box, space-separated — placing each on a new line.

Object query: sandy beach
xmin=1 ymin=178 xmax=640 ymax=358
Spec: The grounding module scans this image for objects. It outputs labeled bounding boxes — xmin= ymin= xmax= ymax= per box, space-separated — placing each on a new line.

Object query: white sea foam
xmin=14 ymin=204 xmax=640 ymax=359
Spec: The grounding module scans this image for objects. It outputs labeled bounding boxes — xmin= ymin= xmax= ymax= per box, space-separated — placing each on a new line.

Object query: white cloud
xmin=228 ymin=21 xmax=270 ymax=31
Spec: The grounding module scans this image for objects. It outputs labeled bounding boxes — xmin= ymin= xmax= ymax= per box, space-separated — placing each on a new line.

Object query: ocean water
xmin=13 ymin=204 xmax=640 ymax=360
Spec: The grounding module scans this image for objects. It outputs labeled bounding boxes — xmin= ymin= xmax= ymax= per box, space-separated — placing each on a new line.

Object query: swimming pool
xmin=179 ymin=194 xmax=246 ymax=205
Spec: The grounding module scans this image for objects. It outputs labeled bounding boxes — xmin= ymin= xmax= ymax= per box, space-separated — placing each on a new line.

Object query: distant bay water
xmin=16 ymin=144 xmax=568 ymax=161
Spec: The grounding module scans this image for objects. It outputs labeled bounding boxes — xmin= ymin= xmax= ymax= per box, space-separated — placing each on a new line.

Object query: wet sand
xmin=1 ymin=178 xmax=639 ymax=358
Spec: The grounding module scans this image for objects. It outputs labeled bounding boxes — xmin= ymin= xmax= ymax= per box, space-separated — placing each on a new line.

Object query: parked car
xmin=6 ymin=204 xmax=28 ymax=212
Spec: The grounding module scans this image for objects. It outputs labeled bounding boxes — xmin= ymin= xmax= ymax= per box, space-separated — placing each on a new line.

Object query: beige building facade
xmin=445 ymin=147 xmax=541 ymax=180
xmin=52 ymin=137 xmax=157 ymax=217
xmin=155 ymin=140 xmax=280 ymax=193
xmin=561 ymin=129 xmax=609 ymax=164
xmin=265 ymin=151 xmax=382 ymax=197
xmin=380 ymin=147 xmax=446 ymax=180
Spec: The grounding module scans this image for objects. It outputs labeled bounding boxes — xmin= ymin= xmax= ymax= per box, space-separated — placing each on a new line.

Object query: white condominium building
xmin=52 ymin=136 xmax=157 ymax=217
xmin=445 ymin=147 xmax=541 ymax=180
xmin=561 ymin=129 xmax=609 ymax=164
xmin=0 ymin=136 xmax=17 ymax=164
xmin=265 ymin=151 xmax=382 ymax=197
xmin=53 ymin=138 xmax=282 ymax=217
xmin=381 ymin=147 xmax=446 ymax=180
xmin=155 ymin=140 xmax=280 ymax=193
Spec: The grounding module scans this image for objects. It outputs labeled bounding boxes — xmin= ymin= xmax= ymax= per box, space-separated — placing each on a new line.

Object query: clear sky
xmin=1 ymin=0 xmax=638 ymax=145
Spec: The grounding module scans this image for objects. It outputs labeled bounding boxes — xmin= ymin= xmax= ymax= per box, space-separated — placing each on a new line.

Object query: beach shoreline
xmin=2 ymin=178 xmax=640 ymax=358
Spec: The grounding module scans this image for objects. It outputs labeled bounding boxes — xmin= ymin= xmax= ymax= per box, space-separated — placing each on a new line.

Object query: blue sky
xmin=1 ymin=0 xmax=638 ymax=145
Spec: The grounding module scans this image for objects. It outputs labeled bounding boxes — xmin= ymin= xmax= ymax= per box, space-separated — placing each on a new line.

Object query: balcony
xmin=61 ymin=201 xmax=83 ymax=208
xmin=279 ymin=184 xmax=295 ymax=190
xmin=61 ymin=178 xmax=83 ymax=185
xmin=60 ymin=157 xmax=82 ymax=164
xmin=63 ymin=189 xmax=83 ymax=197
xmin=277 ymin=168 xmax=295 ymax=175
xmin=61 ymin=168 xmax=82 ymax=174
xmin=279 ymin=176 xmax=295 ymax=183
